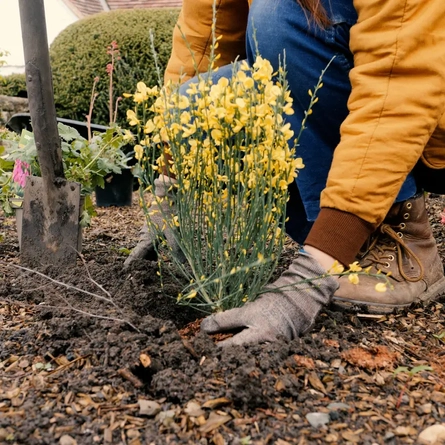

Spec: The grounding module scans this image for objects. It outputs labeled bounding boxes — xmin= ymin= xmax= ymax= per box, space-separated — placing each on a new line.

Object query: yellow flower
xmin=280 ymin=123 xmax=294 ymax=141
xmin=243 ymin=76 xmax=254 ymax=89
xmin=278 ymin=179 xmax=288 ymax=190
xmin=348 ymin=273 xmax=359 ymax=285
xmin=134 ymin=92 xmax=145 ymax=104
xmin=144 ymin=119 xmax=156 ymax=134
xmin=134 ymin=144 xmax=143 ymax=161
xmin=348 ymin=261 xmax=362 ymax=273
xmin=252 ymin=56 xmax=274 ymax=84
xmin=178 ymin=95 xmax=190 ymax=109
xmin=123 ymin=130 xmax=134 ymax=142
xmin=182 ymin=122 xmax=197 ymax=138
xmin=294 ymin=157 xmax=305 ymax=170
xmin=375 ymin=282 xmax=387 ymax=293
xmin=329 ymin=261 xmax=344 ymax=274
xmin=126 ymin=109 xmax=139 ymax=126
xmin=180 ymin=111 xmax=192 ymax=125
xmin=136 ymin=81 xmax=148 ymax=94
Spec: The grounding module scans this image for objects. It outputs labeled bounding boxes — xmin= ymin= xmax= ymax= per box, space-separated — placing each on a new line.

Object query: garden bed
xmin=1 ymin=193 xmax=445 ymax=445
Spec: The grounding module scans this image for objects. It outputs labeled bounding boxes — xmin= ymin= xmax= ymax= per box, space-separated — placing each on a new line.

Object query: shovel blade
xmin=20 ymin=176 xmax=81 ymax=267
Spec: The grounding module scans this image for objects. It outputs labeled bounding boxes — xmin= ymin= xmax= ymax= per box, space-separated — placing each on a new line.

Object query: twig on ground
xmin=78 ymin=251 xmax=112 ymax=298
xmin=118 ymin=368 xmax=144 ymax=388
xmin=38 ymin=303 xmax=139 ymax=331
xmin=47 ymin=355 xmax=91 ymax=376
xmin=2 ymin=261 xmax=140 ymax=332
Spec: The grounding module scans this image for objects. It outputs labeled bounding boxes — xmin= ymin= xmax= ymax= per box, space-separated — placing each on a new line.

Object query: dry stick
xmin=37 ymin=302 xmax=138 ymax=332
xmin=86 ymin=76 xmax=99 ymax=142
xmin=77 ymin=251 xmax=112 ymax=299
xmin=10 ymin=262 xmax=114 ymax=308
xmin=118 ymin=368 xmax=143 ymax=388
xmin=46 ymin=355 xmax=90 ymax=376
xmin=4 ymin=262 xmax=140 ymax=332
xmin=20 ymin=283 xmax=52 ymax=292
xmin=76 ymin=251 xmax=133 ymax=326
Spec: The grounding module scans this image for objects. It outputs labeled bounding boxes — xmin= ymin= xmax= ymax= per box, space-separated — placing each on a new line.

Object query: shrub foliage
xmin=50 ymin=8 xmax=179 ymax=127
xmin=0 ymin=73 xmax=27 ymax=98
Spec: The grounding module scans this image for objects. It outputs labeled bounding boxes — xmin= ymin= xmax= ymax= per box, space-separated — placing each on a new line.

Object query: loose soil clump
xmin=1 ymin=193 xmax=445 ymax=445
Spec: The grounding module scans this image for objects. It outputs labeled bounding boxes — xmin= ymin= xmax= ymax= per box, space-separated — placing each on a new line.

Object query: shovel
xmin=18 ymin=0 xmax=81 ymax=267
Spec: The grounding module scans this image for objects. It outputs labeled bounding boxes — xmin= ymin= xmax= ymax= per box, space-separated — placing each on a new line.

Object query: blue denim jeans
xmin=180 ymin=0 xmax=417 ymax=244
xmin=247 ymin=0 xmax=417 ymax=243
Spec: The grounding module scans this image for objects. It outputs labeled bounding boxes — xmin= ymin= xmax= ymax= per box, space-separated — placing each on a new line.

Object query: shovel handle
xmin=19 ymin=0 xmax=65 ymax=184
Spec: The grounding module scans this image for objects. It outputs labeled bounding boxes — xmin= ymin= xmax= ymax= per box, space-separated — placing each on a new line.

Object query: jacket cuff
xmin=304 ymin=208 xmax=376 ymax=266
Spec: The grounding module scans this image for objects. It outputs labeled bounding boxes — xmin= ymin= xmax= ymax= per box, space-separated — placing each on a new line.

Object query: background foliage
xmin=50 ymin=8 xmax=179 ymax=127
xmin=0 ymin=73 xmax=27 ymax=98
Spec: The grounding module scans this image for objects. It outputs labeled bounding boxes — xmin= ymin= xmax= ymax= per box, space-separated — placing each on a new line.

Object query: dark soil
xmin=1 ymin=193 xmax=445 ymax=445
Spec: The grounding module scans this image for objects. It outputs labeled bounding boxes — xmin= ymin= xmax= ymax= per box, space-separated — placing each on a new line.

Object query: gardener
xmin=126 ymin=0 xmax=445 ymax=346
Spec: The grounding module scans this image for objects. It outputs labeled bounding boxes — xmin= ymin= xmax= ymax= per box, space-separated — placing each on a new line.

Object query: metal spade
xmin=18 ymin=0 xmax=81 ymax=266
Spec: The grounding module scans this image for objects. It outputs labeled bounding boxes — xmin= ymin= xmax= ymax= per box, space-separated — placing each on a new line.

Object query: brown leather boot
xmin=332 ymin=193 xmax=445 ymax=313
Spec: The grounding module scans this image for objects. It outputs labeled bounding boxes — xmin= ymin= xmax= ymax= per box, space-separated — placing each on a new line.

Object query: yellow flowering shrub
xmin=126 ymin=54 xmax=316 ymax=312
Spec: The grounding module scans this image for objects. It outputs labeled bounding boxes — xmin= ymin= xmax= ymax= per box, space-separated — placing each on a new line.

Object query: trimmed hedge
xmin=50 ymin=8 xmax=180 ymax=127
xmin=0 ymin=73 xmax=27 ymax=98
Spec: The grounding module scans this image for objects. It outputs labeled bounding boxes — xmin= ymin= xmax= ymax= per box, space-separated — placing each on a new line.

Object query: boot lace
xmin=362 ymin=223 xmax=424 ymax=283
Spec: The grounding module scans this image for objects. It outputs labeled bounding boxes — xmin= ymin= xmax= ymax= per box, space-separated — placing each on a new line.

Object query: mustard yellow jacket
xmin=165 ymin=0 xmax=445 ymax=264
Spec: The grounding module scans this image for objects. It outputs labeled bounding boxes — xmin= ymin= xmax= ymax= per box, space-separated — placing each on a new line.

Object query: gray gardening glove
xmin=201 ymin=251 xmax=339 ymax=347
xmin=124 ymin=174 xmax=185 ymax=267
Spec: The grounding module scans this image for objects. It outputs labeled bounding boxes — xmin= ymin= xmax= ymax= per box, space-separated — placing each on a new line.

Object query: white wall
xmin=0 ymin=0 xmax=78 ymax=75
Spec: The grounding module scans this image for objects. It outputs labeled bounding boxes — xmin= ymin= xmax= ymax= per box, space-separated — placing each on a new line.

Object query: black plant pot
xmin=95 ymin=168 xmax=133 ymax=207
xmin=6 ymin=113 xmax=108 ymax=137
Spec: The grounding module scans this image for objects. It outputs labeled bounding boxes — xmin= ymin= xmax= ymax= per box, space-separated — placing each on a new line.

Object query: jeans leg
xmin=247 ymin=0 xmax=417 ymax=240
xmin=178 ymin=63 xmax=237 ymax=94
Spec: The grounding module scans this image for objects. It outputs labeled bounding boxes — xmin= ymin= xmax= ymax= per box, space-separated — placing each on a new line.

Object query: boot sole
xmin=331 ymin=276 xmax=445 ymax=314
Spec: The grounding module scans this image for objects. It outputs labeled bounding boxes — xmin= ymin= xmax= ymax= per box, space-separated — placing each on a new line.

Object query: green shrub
xmin=50 ymin=8 xmax=180 ymax=127
xmin=0 ymin=73 xmax=27 ymax=98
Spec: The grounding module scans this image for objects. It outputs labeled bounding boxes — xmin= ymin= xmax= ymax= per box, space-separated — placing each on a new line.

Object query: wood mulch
xmin=1 ymin=192 xmax=445 ymax=445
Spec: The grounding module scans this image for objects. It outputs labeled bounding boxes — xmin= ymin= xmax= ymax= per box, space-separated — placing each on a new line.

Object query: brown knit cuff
xmin=304 ymin=208 xmax=376 ymax=266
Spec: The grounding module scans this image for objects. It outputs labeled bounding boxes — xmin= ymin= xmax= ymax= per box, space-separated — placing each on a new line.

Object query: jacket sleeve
xmin=305 ymin=0 xmax=445 ymax=265
xmin=164 ymin=0 xmax=250 ymax=84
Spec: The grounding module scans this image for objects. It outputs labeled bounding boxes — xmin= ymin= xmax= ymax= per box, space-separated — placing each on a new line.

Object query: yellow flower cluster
xmin=328 ymin=260 xmax=388 ymax=292
xmin=126 ymin=55 xmax=308 ymax=311
xmin=131 ymin=58 xmax=302 ymax=218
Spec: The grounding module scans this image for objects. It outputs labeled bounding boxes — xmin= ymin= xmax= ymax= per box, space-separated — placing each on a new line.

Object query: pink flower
xmin=12 ymin=159 xmax=30 ymax=188
xmin=441 ymin=210 xmax=445 ymax=225
xmin=106 ymin=41 xmax=119 ymax=55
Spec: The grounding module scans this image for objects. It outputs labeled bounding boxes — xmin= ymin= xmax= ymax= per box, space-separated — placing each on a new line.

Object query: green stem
xmin=82 ymin=135 xmax=120 ymax=173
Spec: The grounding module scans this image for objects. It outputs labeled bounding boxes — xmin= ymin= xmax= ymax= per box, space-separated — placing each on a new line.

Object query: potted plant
xmin=0 ymin=123 xmax=132 ymax=247
xmin=5 ymin=40 xmax=136 ymax=209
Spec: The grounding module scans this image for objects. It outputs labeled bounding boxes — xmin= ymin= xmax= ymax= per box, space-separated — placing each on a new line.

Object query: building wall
xmin=0 ymin=0 xmax=78 ymax=75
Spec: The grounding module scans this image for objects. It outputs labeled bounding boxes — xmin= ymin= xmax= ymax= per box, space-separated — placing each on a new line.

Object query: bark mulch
xmin=1 ymin=193 xmax=445 ymax=445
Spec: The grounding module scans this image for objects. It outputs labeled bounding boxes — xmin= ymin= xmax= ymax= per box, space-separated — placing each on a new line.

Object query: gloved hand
xmin=200 ymin=251 xmax=339 ymax=347
xmin=124 ymin=174 xmax=185 ymax=268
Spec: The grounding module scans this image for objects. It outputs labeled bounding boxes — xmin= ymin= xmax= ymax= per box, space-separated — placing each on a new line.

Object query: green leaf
xmin=18 ymin=129 xmax=34 ymax=148
xmin=60 ymin=141 xmax=71 ymax=153
xmin=58 ymin=123 xmax=83 ymax=142
xmin=409 ymin=365 xmax=433 ymax=375
xmin=393 ymin=366 xmax=409 ymax=376
xmin=0 ymin=158 xmax=14 ymax=171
